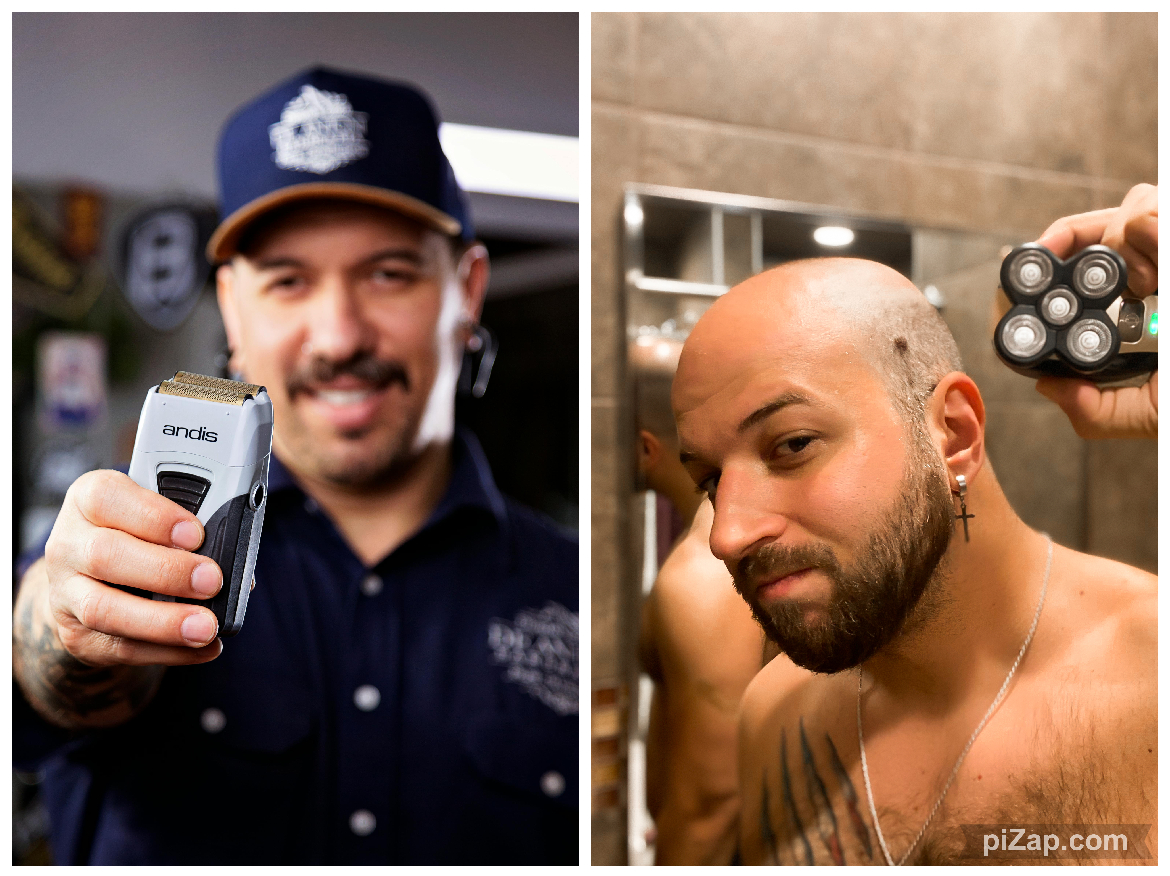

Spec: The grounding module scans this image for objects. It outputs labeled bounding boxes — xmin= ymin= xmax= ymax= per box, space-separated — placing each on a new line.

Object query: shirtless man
xmin=632 ymin=353 xmax=775 ymax=864
xmin=672 ymin=258 xmax=1156 ymax=865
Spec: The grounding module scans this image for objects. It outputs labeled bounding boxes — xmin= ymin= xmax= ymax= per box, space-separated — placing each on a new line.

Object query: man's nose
xmin=708 ymin=469 xmax=789 ymax=564
xmin=305 ymin=278 xmax=373 ymax=362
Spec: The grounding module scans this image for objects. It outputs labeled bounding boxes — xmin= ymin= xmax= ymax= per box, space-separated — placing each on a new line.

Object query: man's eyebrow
xmin=737 ymin=392 xmax=816 ymax=433
xmin=252 ymin=256 xmax=305 ymax=271
xmin=251 ymin=248 xmax=424 ymax=271
xmin=357 ymin=247 xmax=424 ymax=266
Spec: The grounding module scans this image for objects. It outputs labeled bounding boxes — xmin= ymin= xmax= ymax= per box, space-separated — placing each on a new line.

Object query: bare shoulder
xmin=738 ymin=652 xmax=818 ymax=743
xmin=1036 ymin=545 xmax=1155 ymax=785
xmin=1045 ymin=544 xmax=1156 ymax=675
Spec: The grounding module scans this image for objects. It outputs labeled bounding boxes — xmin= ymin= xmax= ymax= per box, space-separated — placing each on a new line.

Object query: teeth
xmin=315 ymin=389 xmax=373 ymax=405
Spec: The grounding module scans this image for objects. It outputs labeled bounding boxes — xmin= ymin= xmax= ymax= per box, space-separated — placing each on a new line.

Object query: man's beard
xmin=730 ymin=426 xmax=955 ymax=674
xmin=282 ymin=351 xmax=423 ymax=489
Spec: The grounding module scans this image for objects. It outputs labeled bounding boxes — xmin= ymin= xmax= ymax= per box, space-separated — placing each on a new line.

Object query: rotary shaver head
xmin=994 ymin=243 xmax=1157 ymax=382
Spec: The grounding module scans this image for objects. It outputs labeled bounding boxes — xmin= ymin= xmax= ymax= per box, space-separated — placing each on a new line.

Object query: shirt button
xmin=541 ymin=770 xmax=566 ymax=798
xmin=360 ymin=574 xmax=383 ymax=596
xmin=349 ymin=809 xmax=376 ymax=836
xmin=304 ymin=497 xmax=319 ymax=514
xmin=353 ymin=685 xmax=381 ymax=712
xmin=200 ymin=708 xmax=226 ymax=734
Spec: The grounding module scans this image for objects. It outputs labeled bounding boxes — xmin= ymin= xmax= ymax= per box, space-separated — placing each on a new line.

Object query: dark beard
xmin=730 ymin=428 xmax=954 ymax=674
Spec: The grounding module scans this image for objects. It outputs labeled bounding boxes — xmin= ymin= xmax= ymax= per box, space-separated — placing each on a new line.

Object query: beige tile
xmin=1085 ymin=437 xmax=1157 ymax=573
xmin=635 ymin=112 xmax=1096 ymax=238
xmin=984 ymin=401 xmax=1086 ymax=550
xmin=637 ymin=114 xmax=915 ymax=221
xmin=903 ymin=13 xmax=1104 ymax=176
xmin=592 ymin=399 xmax=621 ymax=518
xmin=591 ymin=403 xmax=636 ymax=675
xmin=905 ymin=162 xmax=1095 ymax=238
xmin=634 ymin=12 xmax=917 ymax=152
xmin=630 ymin=12 xmax=1139 ymax=180
xmin=1099 ymin=12 xmax=1158 ymax=186
xmin=592 ymin=107 xmax=639 ymax=399
xmin=592 ymin=12 xmax=636 ymax=105
xmin=592 ymin=295 xmax=622 ymax=402
xmin=591 ymin=508 xmax=620 ymax=678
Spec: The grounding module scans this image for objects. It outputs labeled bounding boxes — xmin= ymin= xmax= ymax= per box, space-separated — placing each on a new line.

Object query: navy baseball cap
xmin=208 ymin=66 xmax=473 ymax=263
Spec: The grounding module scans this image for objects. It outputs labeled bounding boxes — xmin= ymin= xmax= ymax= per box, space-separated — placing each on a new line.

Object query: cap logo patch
xmin=268 ymin=85 xmax=370 ymax=175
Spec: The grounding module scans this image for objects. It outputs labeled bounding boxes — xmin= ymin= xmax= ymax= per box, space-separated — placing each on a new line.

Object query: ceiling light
xmin=813 ymin=225 xmax=854 ymax=247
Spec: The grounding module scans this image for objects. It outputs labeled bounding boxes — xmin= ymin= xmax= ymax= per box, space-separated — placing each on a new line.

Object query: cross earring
xmin=953 ymin=474 xmax=974 ymax=542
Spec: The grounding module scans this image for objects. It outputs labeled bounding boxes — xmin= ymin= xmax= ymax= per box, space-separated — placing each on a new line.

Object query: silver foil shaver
xmin=125 ymin=372 xmax=273 ymax=637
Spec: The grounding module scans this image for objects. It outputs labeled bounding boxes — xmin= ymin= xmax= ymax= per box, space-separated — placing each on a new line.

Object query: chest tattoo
xmin=759 ymin=721 xmax=876 ymax=866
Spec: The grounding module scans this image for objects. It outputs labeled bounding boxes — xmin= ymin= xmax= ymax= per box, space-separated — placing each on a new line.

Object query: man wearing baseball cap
xmin=14 ymin=67 xmax=578 ymax=865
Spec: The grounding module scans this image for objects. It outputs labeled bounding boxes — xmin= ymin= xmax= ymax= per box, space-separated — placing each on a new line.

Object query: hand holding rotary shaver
xmin=994 ymin=243 xmax=1156 ymax=382
xmin=997 ymin=184 xmax=1157 ymax=440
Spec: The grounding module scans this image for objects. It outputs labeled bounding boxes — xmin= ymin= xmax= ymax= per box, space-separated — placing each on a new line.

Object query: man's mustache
xmin=286 ymin=353 xmax=410 ymax=398
xmin=732 ymin=540 xmax=840 ymax=597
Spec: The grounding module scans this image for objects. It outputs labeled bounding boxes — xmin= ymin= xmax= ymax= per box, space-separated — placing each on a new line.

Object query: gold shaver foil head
xmin=158 ymin=371 xmax=265 ymax=406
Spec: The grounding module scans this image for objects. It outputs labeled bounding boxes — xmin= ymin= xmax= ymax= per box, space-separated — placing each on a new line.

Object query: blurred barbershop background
xmin=590 ymin=12 xmax=1156 ymax=865
xmin=12 ymin=12 xmax=578 ymax=864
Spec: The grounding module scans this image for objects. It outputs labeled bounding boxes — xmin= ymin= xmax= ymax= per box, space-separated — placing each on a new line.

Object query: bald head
xmin=675 ymin=258 xmax=962 ymax=425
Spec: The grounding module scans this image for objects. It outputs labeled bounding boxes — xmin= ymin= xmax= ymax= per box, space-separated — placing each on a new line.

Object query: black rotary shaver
xmin=994 ymin=243 xmax=1157 ymax=382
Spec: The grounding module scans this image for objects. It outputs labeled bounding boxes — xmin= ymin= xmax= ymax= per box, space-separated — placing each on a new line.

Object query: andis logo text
xmin=163 ymin=424 xmax=218 ymax=442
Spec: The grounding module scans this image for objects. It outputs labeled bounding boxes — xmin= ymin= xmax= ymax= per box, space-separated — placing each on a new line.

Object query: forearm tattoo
xmin=14 ymin=596 xmax=161 ymax=728
xmin=759 ymin=723 xmax=875 ymax=865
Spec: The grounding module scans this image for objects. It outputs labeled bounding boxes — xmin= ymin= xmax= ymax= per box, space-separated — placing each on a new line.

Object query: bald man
xmin=672 ymin=258 xmax=1156 ymax=865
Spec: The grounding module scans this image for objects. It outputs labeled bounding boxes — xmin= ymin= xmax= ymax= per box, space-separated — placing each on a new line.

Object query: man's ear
xmin=457 ymin=243 xmax=490 ymax=328
xmin=216 ymin=262 xmax=245 ymax=377
xmin=636 ymin=429 xmax=663 ymax=475
xmin=925 ymin=371 xmax=986 ymax=489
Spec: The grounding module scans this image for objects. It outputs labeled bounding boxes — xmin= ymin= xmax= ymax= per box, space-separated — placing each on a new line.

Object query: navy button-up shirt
xmin=14 ymin=429 xmax=579 ymax=864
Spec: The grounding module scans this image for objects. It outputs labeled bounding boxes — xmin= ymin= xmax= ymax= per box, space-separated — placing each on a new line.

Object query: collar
xmin=266 ymin=426 xmax=508 ymax=532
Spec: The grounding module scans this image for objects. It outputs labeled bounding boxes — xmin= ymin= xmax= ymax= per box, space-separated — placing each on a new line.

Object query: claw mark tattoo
xmin=825 ymin=732 xmax=873 ymax=860
xmin=800 ymin=718 xmax=845 ymax=865
xmin=759 ymin=769 xmax=781 ymax=865
xmin=780 ymin=728 xmax=815 ymax=865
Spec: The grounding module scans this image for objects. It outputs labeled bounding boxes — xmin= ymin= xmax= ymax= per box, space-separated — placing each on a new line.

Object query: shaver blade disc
xmin=1006 ymin=249 xmax=1054 ymax=297
xmin=1039 ymin=287 xmax=1078 ymax=326
xmin=1065 ymin=318 xmax=1114 ymax=365
xmin=1071 ymin=252 xmax=1121 ymax=299
xmin=1000 ymin=313 xmax=1047 ymax=360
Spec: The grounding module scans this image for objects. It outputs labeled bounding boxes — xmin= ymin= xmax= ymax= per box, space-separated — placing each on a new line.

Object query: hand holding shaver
xmin=994 ymin=243 xmax=1157 ymax=382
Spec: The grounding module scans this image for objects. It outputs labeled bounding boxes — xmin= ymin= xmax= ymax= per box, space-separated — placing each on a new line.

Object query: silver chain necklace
xmin=857 ymin=535 xmax=1053 ymax=866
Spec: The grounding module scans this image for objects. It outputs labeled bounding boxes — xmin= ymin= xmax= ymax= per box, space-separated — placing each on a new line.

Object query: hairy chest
xmin=740 ymin=708 xmax=1122 ymax=866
